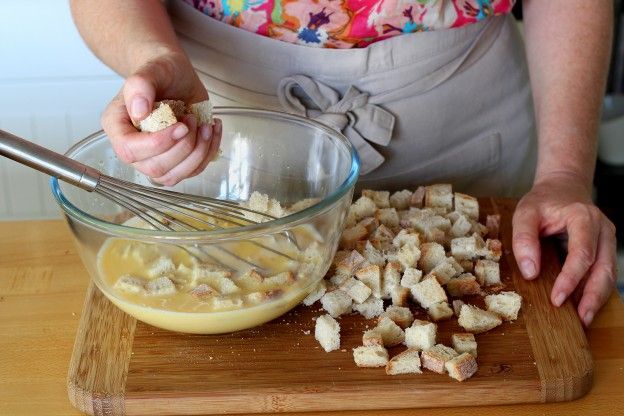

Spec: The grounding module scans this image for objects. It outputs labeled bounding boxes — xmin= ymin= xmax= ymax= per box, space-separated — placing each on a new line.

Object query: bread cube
xmin=410 ymin=186 xmax=426 ymax=208
xmin=392 ymin=229 xmax=420 ymax=248
xmin=335 ymin=250 xmax=367 ymax=277
xmin=426 ymin=259 xmax=460 ymax=285
xmin=302 ymin=280 xmax=327 ymax=306
xmin=446 ymin=273 xmax=481 ymax=297
xmin=355 ymin=264 xmax=382 ymax=298
xmin=424 ymin=184 xmax=453 ymax=210
xmin=362 ymin=190 xmax=390 ymax=208
xmin=452 ymin=299 xmax=465 ymax=317
xmin=363 ymin=241 xmax=385 ymax=266
xmin=114 ymin=275 xmax=146 ymax=295
xmin=353 ymin=345 xmax=389 ymax=367
xmin=427 ymin=302 xmax=454 ymax=321
xmin=362 ymin=328 xmax=384 ymax=346
xmin=421 ymin=344 xmax=459 ymax=374
xmin=380 ymin=305 xmax=414 ymax=329
xmin=192 ymin=264 xmax=232 ymax=282
xmin=451 ymin=236 xmax=481 ymax=260
xmin=341 ymin=277 xmax=373 ymax=304
xmin=450 ymin=214 xmax=473 ymax=238
xmin=320 ymin=290 xmax=352 ymax=318
xmin=145 ymin=276 xmax=177 ymax=296
xmin=396 ymin=243 xmax=421 ymax=270
xmin=353 ymin=296 xmax=384 ymax=319
xmin=458 ymin=304 xmax=502 ymax=333
xmin=147 ymin=257 xmax=176 ymax=278
xmin=211 ymin=295 xmax=244 ymax=311
xmin=137 ymin=101 xmax=179 ymax=132
xmin=483 ymin=239 xmax=503 ymax=261
xmin=210 ymin=275 xmax=241 ymax=295
xmin=340 ymin=224 xmax=368 ymax=250
xmin=411 ymin=277 xmax=447 ymax=309
xmin=454 ymin=193 xmax=479 ymax=220
xmin=474 ymin=259 xmax=501 ymax=286
xmin=190 ymin=283 xmax=215 ymax=299
xmin=445 ymin=353 xmax=478 ymax=381
xmin=375 ymin=208 xmax=400 ymax=230
xmin=350 ymin=196 xmax=377 ymax=221
xmin=404 ymin=319 xmax=437 ymax=350
xmin=315 ymin=314 xmax=341 ymax=352
xmin=391 ymin=286 xmax=411 ymax=307
xmin=451 ymin=333 xmax=477 ymax=357
xmin=382 ymin=261 xmax=402 ymax=299
xmin=357 ymin=217 xmax=379 ymax=234
xmin=369 ymin=224 xmax=396 ymax=251
xmin=400 ymin=267 xmax=423 ymax=287
xmin=417 ymin=242 xmax=446 ymax=274
xmin=485 ymin=291 xmax=522 ymax=321
xmin=389 ymin=190 xmax=413 ymax=210
xmin=375 ymin=316 xmax=406 ymax=347
xmin=386 ymin=348 xmax=422 ymax=375
xmin=486 ymin=214 xmax=501 ymax=239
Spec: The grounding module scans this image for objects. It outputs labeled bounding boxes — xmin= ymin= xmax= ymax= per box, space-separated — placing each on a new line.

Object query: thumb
xmin=123 ymin=70 xmax=158 ymax=122
xmin=512 ymin=204 xmax=542 ymax=280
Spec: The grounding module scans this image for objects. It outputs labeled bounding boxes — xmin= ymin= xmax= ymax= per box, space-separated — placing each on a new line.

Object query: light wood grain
xmin=0 ymin=218 xmax=622 ymax=416
xmin=63 ymin=199 xmax=595 ymax=415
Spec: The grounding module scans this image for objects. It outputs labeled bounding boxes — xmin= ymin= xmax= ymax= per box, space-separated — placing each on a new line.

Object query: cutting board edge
xmin=67 ymin=283 xmax=136 ymax=416
xmin=491 ymin=198 xmax=594 ymax=403
xmin=122 ymin=381 xmax=543 ymax=415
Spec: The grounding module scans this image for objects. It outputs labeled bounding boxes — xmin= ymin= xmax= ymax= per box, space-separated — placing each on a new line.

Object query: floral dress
xmin=183 ymin=0 xmax=516 ymax=48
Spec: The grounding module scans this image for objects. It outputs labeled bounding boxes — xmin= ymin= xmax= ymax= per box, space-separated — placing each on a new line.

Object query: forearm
xmin=69 ymin=0 xmax=184 ymax=76
xmin=523 ymin=0 xmax=613 ymax=194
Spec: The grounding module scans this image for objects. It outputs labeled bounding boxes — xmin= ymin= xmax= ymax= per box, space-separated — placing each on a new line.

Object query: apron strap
xmin=278 ymin=75 xmax=395 ymax=175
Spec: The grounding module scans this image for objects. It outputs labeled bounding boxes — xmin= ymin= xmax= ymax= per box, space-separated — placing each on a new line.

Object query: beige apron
xmin=167 ymin=0 xmax=537 ymax=197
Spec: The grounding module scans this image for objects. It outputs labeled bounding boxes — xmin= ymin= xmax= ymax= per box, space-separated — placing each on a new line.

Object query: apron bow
xmin=278 ymin=75 xmax=395 ymax=175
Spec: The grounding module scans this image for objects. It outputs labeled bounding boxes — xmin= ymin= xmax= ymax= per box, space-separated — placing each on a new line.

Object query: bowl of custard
xmin=51 ymin=108 xmax=359 ymax=334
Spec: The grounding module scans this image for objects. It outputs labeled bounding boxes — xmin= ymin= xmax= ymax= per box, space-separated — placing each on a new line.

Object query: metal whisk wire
xmin=0 ymin=129 xmax=299 ymax=273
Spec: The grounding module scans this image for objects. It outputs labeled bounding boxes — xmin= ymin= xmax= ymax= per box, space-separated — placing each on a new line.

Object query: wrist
xmin=125 ymin=41 xmax=187 ymax=76
xmin=533 ymin=170 xmax=594 ymax=198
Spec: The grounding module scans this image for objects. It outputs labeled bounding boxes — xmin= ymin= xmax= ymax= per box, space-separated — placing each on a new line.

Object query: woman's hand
xmin=101 ymin=49 xmax=222 ymax=186
xmin=512 ymin=172 xmax=617 ymax=326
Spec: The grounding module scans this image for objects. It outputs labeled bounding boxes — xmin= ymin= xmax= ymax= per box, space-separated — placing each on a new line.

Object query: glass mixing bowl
xmin=51 ymin=108 xmax=359 ymax=334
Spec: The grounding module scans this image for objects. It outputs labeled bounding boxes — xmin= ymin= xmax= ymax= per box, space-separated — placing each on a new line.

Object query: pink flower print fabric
xmin=184 ymin=0 xmax=516 ymax=48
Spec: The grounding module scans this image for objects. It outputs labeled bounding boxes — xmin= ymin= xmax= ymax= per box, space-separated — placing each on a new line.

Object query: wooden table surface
xmin=1 ymin=220 xmax=622 ymax=416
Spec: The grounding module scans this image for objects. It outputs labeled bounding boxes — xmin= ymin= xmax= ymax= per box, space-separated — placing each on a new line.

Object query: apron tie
xmin=278 ymin=75 xmax=395 ymax=175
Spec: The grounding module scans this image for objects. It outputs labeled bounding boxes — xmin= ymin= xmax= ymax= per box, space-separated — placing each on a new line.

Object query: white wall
xmin=0 ymin=1 xmax=122 ymax=220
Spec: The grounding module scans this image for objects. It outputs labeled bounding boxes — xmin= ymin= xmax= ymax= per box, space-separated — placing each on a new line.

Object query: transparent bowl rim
xmin=50 ymin=107 xmax=360 ymax=242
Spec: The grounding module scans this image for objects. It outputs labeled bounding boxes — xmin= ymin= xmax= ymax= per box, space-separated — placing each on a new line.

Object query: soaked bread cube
xmin=145 ymin=276 xmax=177 ymax=296
xmin=114 ymin=275 xmax=146 ymax=295
xmin=147 ymin=257 xmax=176 ymax=278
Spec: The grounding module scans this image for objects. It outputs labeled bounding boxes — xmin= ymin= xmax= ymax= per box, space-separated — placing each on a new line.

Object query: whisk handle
xmin=0 ymin=129 xmax=100 ymax=191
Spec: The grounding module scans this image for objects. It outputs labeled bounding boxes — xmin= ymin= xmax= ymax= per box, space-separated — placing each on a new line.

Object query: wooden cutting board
xmin=67 ymin=198 xmax=593 ymax=416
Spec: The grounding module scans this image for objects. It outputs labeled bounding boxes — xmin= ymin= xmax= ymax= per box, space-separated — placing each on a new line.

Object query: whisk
xmin=0 ymin=129 xmax=298 ymax=272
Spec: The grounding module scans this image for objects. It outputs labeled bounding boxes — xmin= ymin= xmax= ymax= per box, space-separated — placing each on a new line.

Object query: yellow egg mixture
xmin=95 ymin=197 xmax=325 ymax=333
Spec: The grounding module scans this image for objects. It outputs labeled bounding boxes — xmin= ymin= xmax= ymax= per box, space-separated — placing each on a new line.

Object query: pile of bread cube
xmin=307 ymin=184 xmax=522 ymax=382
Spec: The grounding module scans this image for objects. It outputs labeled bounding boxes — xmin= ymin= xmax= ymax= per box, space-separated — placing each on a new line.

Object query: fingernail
xmin=131 ymin=97 xmax=149 ymax=119
xmin=554 ymin=292 xmax=566 ymax=307
xmin=583 ymin=310 xmax=594 ymax=326
xmin=199 ymin=124 xmax=212 ymax=141
xmin=172 ymin=124 xmax=189 ymax=140
xmin=520 ymin=259 xmax=536 ymax=279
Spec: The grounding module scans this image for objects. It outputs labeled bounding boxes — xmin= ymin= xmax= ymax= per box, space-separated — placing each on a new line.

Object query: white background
xmin=0 ymin=1 xmax=122 ymax=219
